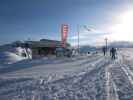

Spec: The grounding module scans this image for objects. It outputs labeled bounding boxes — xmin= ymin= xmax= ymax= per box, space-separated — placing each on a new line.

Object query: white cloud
xmin=69 ymin=8 xmax=133 ymax=46
xmin=69 ymin=26 xmax=108 ymax=46
xmin=98 ymin=9 xmax=133 ymax=43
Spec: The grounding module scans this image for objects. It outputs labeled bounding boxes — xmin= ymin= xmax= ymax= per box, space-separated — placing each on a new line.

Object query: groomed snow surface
xmin=0 ymin=48 xmax=133 ymax=100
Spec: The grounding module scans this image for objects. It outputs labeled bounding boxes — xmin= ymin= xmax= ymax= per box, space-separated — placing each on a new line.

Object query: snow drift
xmin=0 ymin=52 xmax=26 ymax=64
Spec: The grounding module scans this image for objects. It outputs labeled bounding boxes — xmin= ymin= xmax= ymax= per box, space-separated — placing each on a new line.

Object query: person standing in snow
xmin=102 ymin=46 xmax=106 ymax=56
xmin=110 ymin=47 xmax=117 ymax=60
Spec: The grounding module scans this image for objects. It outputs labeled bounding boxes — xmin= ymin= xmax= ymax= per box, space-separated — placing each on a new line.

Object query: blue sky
xmin=0 ymin=0 xmax=133 ymax=46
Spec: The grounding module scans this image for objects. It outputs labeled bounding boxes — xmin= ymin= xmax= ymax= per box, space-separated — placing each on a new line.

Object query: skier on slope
xmin=110 ymin=47 xmax=117 ymax=60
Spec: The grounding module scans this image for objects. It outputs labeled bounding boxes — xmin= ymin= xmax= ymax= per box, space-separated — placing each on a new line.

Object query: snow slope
xmin=0 ymin=49 xmax=133 ymax=100
xmin=0 ymin=52 xmax=26 ymax=65
xmin=0 ymin=45 xmax=32 ymax=65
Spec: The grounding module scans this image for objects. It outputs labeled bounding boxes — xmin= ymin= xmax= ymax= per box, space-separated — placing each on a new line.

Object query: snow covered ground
xmin=0 ymin=52 xmax=26 ymax=65
xmin=0 ymin=48 xmax=133 ymax=100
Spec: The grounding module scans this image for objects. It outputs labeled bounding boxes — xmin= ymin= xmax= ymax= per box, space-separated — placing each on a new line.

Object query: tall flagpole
xmin=77 ymin=25 xmax=80 ymax=54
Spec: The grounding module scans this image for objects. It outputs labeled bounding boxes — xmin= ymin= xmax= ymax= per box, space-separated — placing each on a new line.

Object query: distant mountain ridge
xmin=79 ymin=41 xmax=133 ymax=53
xmin=79 ymin=45 xmax=98 ymax=53
xmin=108 ymin=41 xmax=133 ymax=48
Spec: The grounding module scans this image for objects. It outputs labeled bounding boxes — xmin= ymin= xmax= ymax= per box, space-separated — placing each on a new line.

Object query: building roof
xmin=25 ymin=39 xmax=70 ymax=48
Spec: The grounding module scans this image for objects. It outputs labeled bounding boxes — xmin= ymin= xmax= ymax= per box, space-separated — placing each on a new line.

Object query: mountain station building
xmin=16 ymin=39 xmax=71 ymax=58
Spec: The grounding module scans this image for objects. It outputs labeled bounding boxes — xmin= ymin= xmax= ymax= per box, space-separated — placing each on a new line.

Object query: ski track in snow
xmin=105 ymin=63 xmax=119 ymax=100
xmin=111 ymin=80 xmax=119 ymax=100
xmin=0 ymin=49 xmax=133 ymax=100
xmin=121 ymin=66 xmax=133 ymax=85
xmin=0 ymin=55 xmax=111 ymax=100
xmin=110 ymin=65 xmax=133 ymax=100
xmin=120 ymin=54 xmax=133 ymax=85
xmin=0 ymin=55 xmax=102 ymax=78
xmin=109 ymin=52 xmax=133 ymax=100
xmin=106 ymin=70 xmax=119 ymax=100
xmin=105 ymin=66 xmax=110 ymax=100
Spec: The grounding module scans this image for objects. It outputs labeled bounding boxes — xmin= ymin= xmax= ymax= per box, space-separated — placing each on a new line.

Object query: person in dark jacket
xmin=102 ymin=46 xmax=106 ymax=56
xmin=110 ymin=47 xmax=117 ymax=59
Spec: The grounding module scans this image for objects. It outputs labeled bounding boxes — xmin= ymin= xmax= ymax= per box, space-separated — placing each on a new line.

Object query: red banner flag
xmin=61 ymin=24 xmax=68 ymax=48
